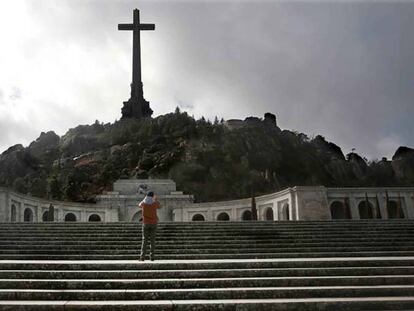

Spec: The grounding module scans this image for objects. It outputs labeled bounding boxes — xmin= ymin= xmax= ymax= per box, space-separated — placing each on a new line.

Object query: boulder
xmin=391 ymin=146 xmax=414 ymax=180
xmin=28 ymin=131 xmax=60 ymax=159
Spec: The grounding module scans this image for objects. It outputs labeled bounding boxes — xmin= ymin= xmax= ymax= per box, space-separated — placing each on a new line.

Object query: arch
xmin=192 ymin=214 xmax=205 ymax=221
xmin=64 ymin=213 xmax=77 ymax=222
xmin=265 ymin=207 xmax=274 ymax=221
xmin=387 ymin=201 xmax=405 ymax=219
xmin=10 ymin=204 xmax=16 ymax=222
xmin=132 ymin=211 xmax=142 ymax=222
xmin=217 ymin=212 xmax=230 ymax=221
xmin=42 ymin=211 xmax=50 ymax=222
xmin=242 ymin=210 xmax=253 ymax=221
xmin=88 ymin=214 xmax=102 ymax=222
xmin=330 ymin=201 xmax=351 ymax=219
xmin=279 ymin=203 xmax=289 ymax=220
xmin=23 ymin=208 xmax=33 ymax=222
xmin=358 ymin=201 xmax=374 ymax=219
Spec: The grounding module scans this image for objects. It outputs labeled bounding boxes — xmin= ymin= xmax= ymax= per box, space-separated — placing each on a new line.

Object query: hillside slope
xmin=0 ymin=111 xmax=413 ymax=203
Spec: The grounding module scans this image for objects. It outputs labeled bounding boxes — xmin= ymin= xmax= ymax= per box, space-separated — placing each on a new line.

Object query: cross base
xmin=121 ymin=83 xmax=153 ymax=119
xmin=121 ymin=97 xmax=153 ymax=119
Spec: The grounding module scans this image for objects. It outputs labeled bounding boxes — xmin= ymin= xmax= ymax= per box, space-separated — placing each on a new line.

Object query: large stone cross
xmin=118 ymin=9 xmax=155 ymax=119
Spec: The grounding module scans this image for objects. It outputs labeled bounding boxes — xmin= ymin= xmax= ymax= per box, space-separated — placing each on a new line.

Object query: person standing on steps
xmin=139 ymin=191 xmax=161 ymax=261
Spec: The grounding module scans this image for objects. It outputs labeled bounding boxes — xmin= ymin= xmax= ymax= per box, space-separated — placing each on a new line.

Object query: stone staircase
xmin=0 ymin=220 xmax=413 ymax=310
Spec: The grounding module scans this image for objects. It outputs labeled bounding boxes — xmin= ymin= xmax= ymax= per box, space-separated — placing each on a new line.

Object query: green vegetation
xmin=0 ymin=111 xmax=413 ymax=203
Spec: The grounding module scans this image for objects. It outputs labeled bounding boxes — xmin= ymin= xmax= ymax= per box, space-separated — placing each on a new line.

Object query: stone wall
xmin=113 ymin=179 xmax=177 ymax=195
xmin=175 ymin=188 xmax=295 ymax=222
xmin=326 ymin=187 xmax=414 ymax=220
xmin=294 ymin=186 xmax=330 ymax=221
xmin=173 ymin=186 xmax=414 ymax=222
xmin=1 ymin=183 xmax=413 ymax=223
xmin=96 ymin=193 xmax=193 ymax=222
xmin=0 ymin=187 xmax=117 ymax=223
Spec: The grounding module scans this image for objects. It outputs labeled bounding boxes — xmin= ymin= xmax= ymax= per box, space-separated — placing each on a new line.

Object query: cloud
xmin=376 ymin=134 xmax=404 ymax=160
xmin=0 ymin=0 xmax=412 ymax=160
xmin=9 ymin=87 xmax=22 ymax=101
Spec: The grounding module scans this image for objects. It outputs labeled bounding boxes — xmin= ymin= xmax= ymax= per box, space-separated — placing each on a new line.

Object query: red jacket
xmin=139 ymin=200 xmax=161 ymax=224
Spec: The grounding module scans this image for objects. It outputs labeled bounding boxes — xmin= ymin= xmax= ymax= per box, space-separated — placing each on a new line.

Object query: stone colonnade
xmin=1 ymin=188 xmax=118 ymax=223
xmin=174 ymin=188 xmax=295 ymax=222
xmin=327 ymin=188 xmax=414 ymax=220
xmin=1 ymin=185 xmax=413 ymax=223
xmin=173 ymin=187 xmax=414 ymax=222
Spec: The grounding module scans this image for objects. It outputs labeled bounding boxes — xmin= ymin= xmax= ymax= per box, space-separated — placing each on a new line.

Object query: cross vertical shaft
xmin=132 ymin=9 xmax=142 ymax=94
xmin=118 ymin=9 xmax=155 ymax=119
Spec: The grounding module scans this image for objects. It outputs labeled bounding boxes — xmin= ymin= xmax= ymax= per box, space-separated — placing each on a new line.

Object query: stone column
xmin=206 ymin=207 xmax=212 ymax=221
xmin=112 ymin=208 xmax=120 ymax=222
xmin=53 ymin=205 xmax=59 ymax=221
xmin=291 ymin=191 xmax=298 ymax=220
xmin=349 ymin=194 xmax=360 ymax=219
xmin=0 ymin=190 xmax=9 ymax=222
xmin=274 ymin=204 xmax=279 ymax=221
xmin=403 ymin=193 xmax=414 ymax=219
xmin=231 ymin=207 xmax=237 ymax=221
xmin=36 ymin=206 xmax=42 ymax=222
xmin=103 ymin=211 xmax=109 ymax=223
xmin=57 ymin=208 xmax=64 ymax=222
xmin=378 ymin=194 xmax=388 ymax=219
xmin=81 ymin=210 xmax=87 ymax=222
xmin=17 ymin=203 xmax=22 ymax=222
xmin=173 ymin=207 xmax=182 ymax=222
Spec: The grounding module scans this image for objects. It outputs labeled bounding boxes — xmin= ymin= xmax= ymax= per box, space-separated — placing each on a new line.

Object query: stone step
xmin=2 ymin=234 xmax=412 ymax=240
xmin=1 ymin=225 xmax=412 ymax=231
xmin=2 ymin=230 xmax=412 ymax=235
xmin=0 ymin=222 xmax=414 ymax=232
xmin=1 ymin=245 xmax=413 ymax=255
xmin=0 ymin=266 xmax=412 ymax=279
xmin=2 ymin=241 xmax=412 ymax=250
xmin=0 ymin=297 xmax=413 ymax=311
xmin=1 ymin=221 xmax=413 ymax=310
xmin=1 ymin=275 xmax=413 ymax=290
xmin=1 ymin=220 xmax=411 ymax=226
xmin=1 ymin=235 xmax=412 ymax=242
xmin=1 ymin=240 xmax=412 ymax=250
xmin=0 ymin=226 xmax=410 ymax=231
xmin=3 ymin=220 xmax=412 ymax=223
xmin=0 ymin=244 xmax=412 ymax=252
xmin=17 ymin=248 xmax=404 ymax=256
xmin=1 ymin=236 xmax=411 ymax=244
xmin=1 ymin=285 xmax=413 ymax=300
xmin=1 ymin=251 xmax=414 ymax=260
xmin=1 ymin=226 xmax=412 ymax=232
xmin=2 ymin=233 xmax=412 ymax=240
xmin=2 ymin=228 xmax=409 ymax=233
xmin=1 ymin=230 xmax=412 ymax=235
xmin=1 ymin=257 xmax=412 ymax=269
xmin=0 ymin=228 xmax=408 ymax=233
xmin=1 ymin=240 xmax=414 ymax=250
xmin=1 ymin=257 xmax=411 ymax=270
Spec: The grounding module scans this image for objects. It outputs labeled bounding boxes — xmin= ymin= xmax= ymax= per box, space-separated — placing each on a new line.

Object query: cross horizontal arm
xmin=118 ymin=23 xmax=155 ymax=31
xmin=140 ymin=24 xmax=155 ymax=31
xmin=118 ymin=24 xmax=133 ymax=31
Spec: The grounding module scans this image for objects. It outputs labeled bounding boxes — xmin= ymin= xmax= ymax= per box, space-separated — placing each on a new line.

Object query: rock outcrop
xmin=0 ymin=111 xmax=412 ymax=202
xmin=392 ymin=146 xmax=414 ymax=181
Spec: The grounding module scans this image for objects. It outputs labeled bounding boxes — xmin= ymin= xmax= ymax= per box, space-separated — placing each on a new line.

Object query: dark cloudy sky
xmin=0 ymin=0 xmax=413 ymax=159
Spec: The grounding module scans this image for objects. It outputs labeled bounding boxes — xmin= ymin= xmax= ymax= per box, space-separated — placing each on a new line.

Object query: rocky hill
xmin=0 ymin=110 xmax=413 ymax=203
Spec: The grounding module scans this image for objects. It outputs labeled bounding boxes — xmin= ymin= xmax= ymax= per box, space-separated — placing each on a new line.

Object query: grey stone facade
xmin=0 ymin=180 xmax=413 ymax=222
xmin=96 ymin=179 xmax=193 ymax=222
xmin=175 ymin=186 xmax=414 ymax=222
